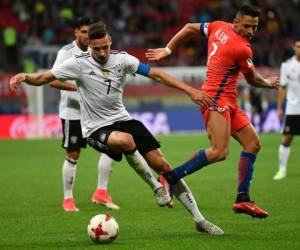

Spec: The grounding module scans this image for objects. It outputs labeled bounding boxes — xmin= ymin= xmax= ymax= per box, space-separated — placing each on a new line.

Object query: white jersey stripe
xmin=64 ymin=119 xmax=70 ymax=148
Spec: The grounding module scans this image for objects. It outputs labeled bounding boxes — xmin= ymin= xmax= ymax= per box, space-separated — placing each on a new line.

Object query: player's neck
xmin=92 ymin=54 xmax=109 ymax=65
xmin=75 ymin=40 xmax=88 ymax=52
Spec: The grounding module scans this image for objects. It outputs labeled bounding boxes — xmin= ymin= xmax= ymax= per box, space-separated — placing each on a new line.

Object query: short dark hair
xmin=237 ymin=4 xmax=261 ymax=18
xmin=88 ymin=21 xmax=109 ymax=40
xmin=294 ymin=37 xmax=300 ymax=43
xmin=74 ymin=16 xmax=93 ymax=28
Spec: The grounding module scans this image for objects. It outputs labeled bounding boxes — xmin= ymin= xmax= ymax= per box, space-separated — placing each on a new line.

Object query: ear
xmin=108 ymin=35 xmax=112 ymax=46
xmin=74 ymin=28 xmax=78 ymax=37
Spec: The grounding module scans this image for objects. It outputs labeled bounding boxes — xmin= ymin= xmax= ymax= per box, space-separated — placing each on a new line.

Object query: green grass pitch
xmin=0 ymin=133 xmax=299 ymax=250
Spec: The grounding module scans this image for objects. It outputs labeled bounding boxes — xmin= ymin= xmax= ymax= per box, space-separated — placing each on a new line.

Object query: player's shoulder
xmin=209 ymin=20 xmax=230 ymax=29
xmin=283 ymin=56 xmax=294 ymax=66
xmin=212 ymin=20 xmax=228 ymax=26
xmin=208 ymin=21 xmax=231 ymax=36
xmin=110 ymin=50 xmax=128 ymax=56
xmin=56 ymin=43 xmax=76 ymax=59
xmin=61 ymin=42 xmax=75 ymax=51
xmin=110 ymin=50 xmax=134 ymax=61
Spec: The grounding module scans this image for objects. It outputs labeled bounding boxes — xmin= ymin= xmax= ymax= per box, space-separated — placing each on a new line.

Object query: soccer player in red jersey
xmin=146 ymin=4 xmax=279 ymax=218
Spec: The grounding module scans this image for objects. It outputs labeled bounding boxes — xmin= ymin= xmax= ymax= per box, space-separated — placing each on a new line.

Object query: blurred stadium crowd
xmin=0 ymin=0 xmax=300 ymax=73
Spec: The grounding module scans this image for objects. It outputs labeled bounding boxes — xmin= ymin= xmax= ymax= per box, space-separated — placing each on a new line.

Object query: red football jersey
xmin=200 ymin=21 xmax=255 ymax=105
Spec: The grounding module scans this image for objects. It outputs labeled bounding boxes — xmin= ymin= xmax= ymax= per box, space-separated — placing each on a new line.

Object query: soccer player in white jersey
xmin=273 ymin=37 xmax=300 ymax=180
xmin=49 ymin=17 xmax=119 ymax=211
xmin=48 ymin=17 xmax=171 ymax=212
xmin=9 ymin=21 xmax=224 ymax=235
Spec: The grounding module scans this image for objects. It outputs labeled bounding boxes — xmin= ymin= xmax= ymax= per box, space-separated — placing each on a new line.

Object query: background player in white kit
xmin=49 ymin=17 xmax=118 ymax=211
xmin=9 ymin=21 xmax=224 ymax=235
xmin=273 ymin=37 xmax=300 ymax=180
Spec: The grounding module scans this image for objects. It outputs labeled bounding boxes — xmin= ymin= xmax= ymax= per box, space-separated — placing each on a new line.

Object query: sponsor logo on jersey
xmin=215 ymin=29 xmax=229 ymax=44
xmin=88 ymin=70 xmax=96 ymax=75
xmin=101 ymin=69 xmax=110 ymax=77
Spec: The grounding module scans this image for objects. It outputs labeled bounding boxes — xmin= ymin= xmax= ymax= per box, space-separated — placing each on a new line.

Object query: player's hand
xmin=145 ymin=48 xmax=168 ymax=61
xmin=277 ymin=107 xmax=284 ymax=120
xmin=266 ymin=76 xmax=279 ymax=89
xmin=9 ymin=73 xmax=26 ymax=92
xmin=188 ymin=87 xmax=211 ymax=107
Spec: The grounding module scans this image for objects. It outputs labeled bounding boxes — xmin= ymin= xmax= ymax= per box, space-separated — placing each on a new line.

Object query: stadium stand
xmin=0 ymin=0 xmax=300 ymax=72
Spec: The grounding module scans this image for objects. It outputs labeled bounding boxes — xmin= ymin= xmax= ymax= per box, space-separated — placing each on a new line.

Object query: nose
xmin=99 ymin=50 xmax=106 ymax=56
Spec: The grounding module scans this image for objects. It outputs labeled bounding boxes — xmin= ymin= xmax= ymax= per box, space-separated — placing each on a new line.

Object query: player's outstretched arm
xmin=244 ymin=70 xmax=279 ymax=89
xmin=148 ymin=67 xmax=211 ymax=107
xmin=9 ymin=71 xmax=56 ymax=92
xmin=145 ymin=23 xmax=200 ymax=61
xmin=50 ymin=80 xmax=77 ymax=91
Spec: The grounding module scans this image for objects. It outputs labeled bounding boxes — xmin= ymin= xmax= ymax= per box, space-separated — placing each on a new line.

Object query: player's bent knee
xmin=67 ymin=150 xmax=80 ymax=160
xmin=256 ymin=141 xmax=261 ymax=152
xmin=210 ymin=148 xmax=229 ymax=162
xmin=246 ymin=140 xmax=261 ymax=154
xmin=115 ymin=133 xmax=135 ymax=149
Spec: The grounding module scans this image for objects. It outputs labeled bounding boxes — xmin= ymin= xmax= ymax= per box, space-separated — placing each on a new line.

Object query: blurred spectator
xmin=3 ymin=26 xmax=19 ymax=71
xmin=0 ymin=0 xmax=299 ymax=71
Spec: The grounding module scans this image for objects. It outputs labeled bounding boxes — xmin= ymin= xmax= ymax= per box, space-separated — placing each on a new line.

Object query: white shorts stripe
xmin=64 ymin=120 xmax=70 ymax=148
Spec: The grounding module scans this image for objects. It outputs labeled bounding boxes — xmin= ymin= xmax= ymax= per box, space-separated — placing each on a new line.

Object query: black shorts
xmin=282 ymin=115 xmax=300 ymax=135
xmin=61 ymin=119 xmax=87 ymax=150
xmin=89 ymin=119 xmax=160 ymax=155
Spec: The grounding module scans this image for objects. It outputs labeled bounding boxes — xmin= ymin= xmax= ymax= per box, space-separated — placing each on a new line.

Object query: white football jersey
xmin=51 ymin=51 xmax=140 ymax=137
xmin=53 ymin=41 xmax=88 ymax=120
xmin=280 ymin=56 xmax=300 ymax=114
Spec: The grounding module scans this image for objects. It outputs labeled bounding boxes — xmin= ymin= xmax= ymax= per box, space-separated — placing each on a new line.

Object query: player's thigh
xmin=232 ymin=123 xmax=260 ymax=153
xmin=114 ymin=120 xmax=161 ymax=155
xmin=107 ymin=131 xmax=135 ymax=151
xmin=206 ymin=111 xmax=231 ymax=150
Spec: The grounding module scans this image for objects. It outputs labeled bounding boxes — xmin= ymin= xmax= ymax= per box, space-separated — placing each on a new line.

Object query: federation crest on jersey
xmin=113 ymin=64 xmax=123 ymax=77
xmin=247 ymin=58 xmax=254 ymax=68
xmin=217 ymin=107 xmax=227 ymax=113
xmin=101 ymin=69 xmax=110 ymax=77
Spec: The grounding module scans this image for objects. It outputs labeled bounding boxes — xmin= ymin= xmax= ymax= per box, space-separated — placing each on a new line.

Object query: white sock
xmin=62 ymin=157 xmax=77 ymax=199
xmin=125 ymin=150 xmax=162 ymax=191
xmin=278 ymin=144 xmax=290 ymax=173
xmin=173 ymin=179 xmax=205 ymax=223
xmin=97 ymin=154 xmax=114 ymax=190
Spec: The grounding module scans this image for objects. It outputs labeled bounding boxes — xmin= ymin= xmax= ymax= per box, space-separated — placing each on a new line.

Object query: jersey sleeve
xmin=51 ymin=56 xmax=80 ymax=81
xmin=123 ymin=53 xmax=140 ymax=74
xmin=236 ymin=46 xmax=255 ymax=74
xmin=279 ymin=62 xmax=288 ymax=87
